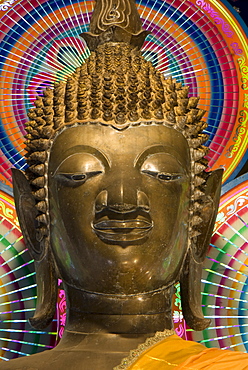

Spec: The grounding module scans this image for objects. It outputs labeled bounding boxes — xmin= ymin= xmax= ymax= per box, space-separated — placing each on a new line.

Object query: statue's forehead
xmin=49 ymin=124 xmax=190 ymax=169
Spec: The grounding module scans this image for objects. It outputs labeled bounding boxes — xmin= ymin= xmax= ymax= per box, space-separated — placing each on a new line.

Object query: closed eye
xmin=141 ymin=170 xmax=183 ymax=181
xmin=56 ymin=171 xmax=102 ymax=186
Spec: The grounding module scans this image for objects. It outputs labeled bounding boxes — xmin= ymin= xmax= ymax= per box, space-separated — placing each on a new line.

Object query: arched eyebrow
xmin=134 ymin=145 xmax=186 ymax=171
xmin=57 ymin=145 xmax=110 ymax=170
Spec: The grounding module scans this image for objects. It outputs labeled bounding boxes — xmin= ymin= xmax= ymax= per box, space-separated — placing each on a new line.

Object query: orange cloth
xmin=128 ymin=334 xmax=248 ymax=369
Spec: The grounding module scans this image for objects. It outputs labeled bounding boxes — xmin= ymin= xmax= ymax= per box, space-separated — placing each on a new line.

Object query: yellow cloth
xmin=128 ymin=334 xmax=248 ymax=369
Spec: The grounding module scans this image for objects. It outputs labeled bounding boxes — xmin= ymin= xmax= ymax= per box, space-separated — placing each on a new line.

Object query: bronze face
xmin=48 ymin=124 xmax=191 ymax=295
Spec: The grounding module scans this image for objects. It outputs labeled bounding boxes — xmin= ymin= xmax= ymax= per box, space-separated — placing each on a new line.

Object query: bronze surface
xmin=5 ymin=0 xmax=224 ymax=367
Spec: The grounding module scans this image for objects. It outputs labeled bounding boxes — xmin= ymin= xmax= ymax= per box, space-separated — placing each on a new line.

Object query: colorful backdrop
xmin=0 ymin=0 xmax=247 ymax=361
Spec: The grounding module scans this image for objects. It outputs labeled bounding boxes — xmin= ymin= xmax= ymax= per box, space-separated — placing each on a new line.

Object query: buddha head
xmin=12 ymin=0 xmax=222 ymax=333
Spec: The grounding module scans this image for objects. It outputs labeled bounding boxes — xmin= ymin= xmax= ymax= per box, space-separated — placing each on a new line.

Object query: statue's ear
xmin=193 ymin=168 xmax=223 ymax=262
xmin=12 ymin=168 xmax=57 ymax=329
xmin=29 ymin=251 xmax=58 ymax=329
xmin=11 ymin=168 xmax=41 ymax=259
xmin=180 ymin=168 xmax=223 ymax=331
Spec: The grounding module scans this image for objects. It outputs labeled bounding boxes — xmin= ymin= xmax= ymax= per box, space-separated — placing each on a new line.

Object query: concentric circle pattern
xmin=0 ymin=185 xmax=57 ymax=360
xmin=0 ymin=0 xmax=247 ymax=187
xmin=188 ymin=174 xmax=248 ymax=352
xmin=0 ymin=0 xmax=248 ymax=362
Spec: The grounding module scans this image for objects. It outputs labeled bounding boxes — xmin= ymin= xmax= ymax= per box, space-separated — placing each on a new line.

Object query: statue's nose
xmin=95 ymin=189 xmax=149 ymax=213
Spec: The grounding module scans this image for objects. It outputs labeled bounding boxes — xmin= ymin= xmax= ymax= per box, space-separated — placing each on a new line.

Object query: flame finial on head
xmin=81 ymin=0 xmax=149 ymax=50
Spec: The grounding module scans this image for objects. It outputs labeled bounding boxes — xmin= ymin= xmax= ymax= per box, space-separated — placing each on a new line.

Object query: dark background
xmin=227 ymin=0 xmax=248 ymax=26
xmin=226 ymin=0 xmax=248 ymax=178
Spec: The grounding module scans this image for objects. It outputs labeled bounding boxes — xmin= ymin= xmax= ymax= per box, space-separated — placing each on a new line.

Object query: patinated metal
xmin=3 ymin=0 xmax=223 ymax=368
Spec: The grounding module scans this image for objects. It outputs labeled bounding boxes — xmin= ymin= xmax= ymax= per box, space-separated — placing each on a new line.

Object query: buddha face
xmin=48 ymin=124 xmax=191 ymax=294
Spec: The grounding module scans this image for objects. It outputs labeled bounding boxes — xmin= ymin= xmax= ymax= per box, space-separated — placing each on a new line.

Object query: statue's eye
xmin=139 ymin=153 xmax=186 ymax=182
xmin=56 ymin=171 xmax=102 ymax=186
xmin=158 ymin=173 xmax=182 ymax=181
xmin=54 ymin=153 xmax=105 ymax=187
xmin=142 ymin=170 xmax=182 ymax=182
xmin=70 ymin=174 xmax=87 ymax=181
xmin=158 ymin=173 xmax=172 ymax=181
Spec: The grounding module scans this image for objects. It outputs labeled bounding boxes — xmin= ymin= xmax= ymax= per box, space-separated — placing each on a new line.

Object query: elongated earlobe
xmin=180 ymin=252 xmax=211 ymax=331
xmin=30 ymin=251 xmax=58 ymax=329
xmin=12 ymin=168 xmax=57 ymax=329
xmin=180 ymin=168 xmax=223 ymax=330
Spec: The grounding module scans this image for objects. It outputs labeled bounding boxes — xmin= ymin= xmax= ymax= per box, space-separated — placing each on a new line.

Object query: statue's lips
xmin=92 ymin=219 xmax=153 ymax=242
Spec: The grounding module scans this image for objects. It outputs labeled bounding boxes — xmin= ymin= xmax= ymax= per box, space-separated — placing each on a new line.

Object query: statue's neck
xmin=54 ymin=285 xmax=174 ymax=369
xmin=64 ymin=284 xmax=174 ymax=334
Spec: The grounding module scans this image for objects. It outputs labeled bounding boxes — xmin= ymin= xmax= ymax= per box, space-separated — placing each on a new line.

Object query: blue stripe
xmin=140 ymin=0 xmax=224 ymax=144
xmin=0 ymin=119 xmax=26 ymax=170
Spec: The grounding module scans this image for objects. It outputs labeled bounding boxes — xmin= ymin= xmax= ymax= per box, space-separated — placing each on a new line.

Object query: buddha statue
xmin=3 ymin=0 xmax=248 ymax=369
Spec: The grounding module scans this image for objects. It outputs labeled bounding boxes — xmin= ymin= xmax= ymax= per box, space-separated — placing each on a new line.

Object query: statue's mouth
xmin=92 ymin=219 xmax=153 ymax=242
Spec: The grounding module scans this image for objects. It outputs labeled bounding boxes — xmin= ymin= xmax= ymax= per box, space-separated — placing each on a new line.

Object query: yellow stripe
xmin=0 ymin=194 xmax=15 ymax=207
xmin=210 ymin=0 xmax=248 ymax=54
xmin=224 ymin=118 xmax=248 ymax=181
